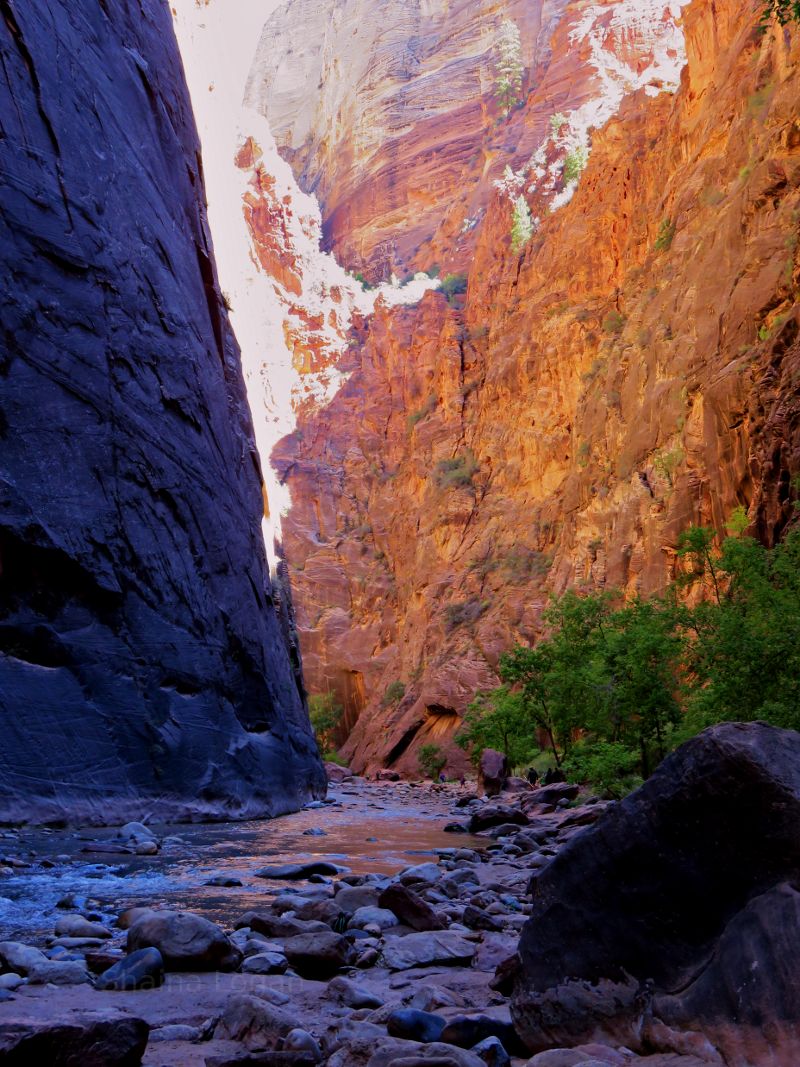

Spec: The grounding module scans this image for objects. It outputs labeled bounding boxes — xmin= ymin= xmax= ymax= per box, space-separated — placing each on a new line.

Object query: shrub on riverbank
xmin=458 ymin=513 xmax=800 ymax=796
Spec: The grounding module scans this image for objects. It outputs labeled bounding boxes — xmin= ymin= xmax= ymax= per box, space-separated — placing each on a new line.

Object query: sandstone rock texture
xmin=266 ymin=0 xmax=800 ymax=774
xmin=511 ymin=722 xmax=800 ymax=1064
xmin=247 ymin=0 xmax=686 ymax=282
xmin=0 ymin=0 xmax=325 ymax=822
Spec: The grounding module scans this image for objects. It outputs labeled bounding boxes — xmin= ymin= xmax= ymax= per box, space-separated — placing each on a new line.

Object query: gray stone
xmin=215 ymin=993 xmax=295 ymax=1051
xmin=95 ymin=947 xmax=164 ymax=991
xmin=382 ymin=931 xmax=477 ymax=971
xmin=127 ymin=910 xmax=241 ymax=972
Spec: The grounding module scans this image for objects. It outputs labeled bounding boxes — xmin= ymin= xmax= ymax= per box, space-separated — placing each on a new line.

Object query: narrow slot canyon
xmin=0 ymin=0 xmax=799 ymax=1064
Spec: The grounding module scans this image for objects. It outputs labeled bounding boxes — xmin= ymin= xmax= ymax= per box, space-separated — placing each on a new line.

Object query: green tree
xmin=761 ymin=0 xmax=800 ymax=26
xmin=679 ymin=524 xmax=800 ymax=733
xmin=494 ymin=19 xmax=524 ymax=116
xmin=456 ymin=686 xmax=537 ymax=767
xmin=511 ymin=195 xmax=534 ymax=254
xmin=418 ymin=743 xmax=447 ymax=779
xmin=563 ymin=146 xmax=588 ymax=183
xmin=308 ymin=692 xmax=344 ymax=752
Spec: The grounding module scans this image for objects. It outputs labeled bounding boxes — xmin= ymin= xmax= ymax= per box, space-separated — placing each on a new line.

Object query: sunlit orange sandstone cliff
xmin=245 ymin=0 xmax=800 ymax=774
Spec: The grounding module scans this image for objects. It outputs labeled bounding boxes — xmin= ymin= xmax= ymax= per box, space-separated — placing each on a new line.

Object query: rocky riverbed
xmin=0 ymin=729 xmax=795 ymax=1067
xmin=0 ymin=775 xmax=616 ymax=1066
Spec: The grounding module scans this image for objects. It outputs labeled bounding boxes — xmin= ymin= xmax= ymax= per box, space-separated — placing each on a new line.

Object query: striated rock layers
xmin=0 ymin=0 xmax=325 ymax=822
xmin=511 ymin=722 xmax=800 ymax=1064
xmin=248 ymin=0 xmax=689 ymax=281
xmin=271 ymin=0 xmax=800 ymax=775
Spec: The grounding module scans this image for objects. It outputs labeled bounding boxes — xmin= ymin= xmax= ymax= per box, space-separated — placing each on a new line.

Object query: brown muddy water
xmin=0 ymin=781 xmax=484 ymax=942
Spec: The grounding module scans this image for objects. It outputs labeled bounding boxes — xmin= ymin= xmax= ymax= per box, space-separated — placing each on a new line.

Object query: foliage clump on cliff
xmin=761 ymin=0 xmax=800 ymax=27
xmin=433 ymin=450 xmax=479 ymax=490
xmin=458 ymin=514 xmax=800 ymax=797
xmin=309 ymin=692 xmax=344 ymax=757
xmin=494 ymin=18 xmax=524 ymax=116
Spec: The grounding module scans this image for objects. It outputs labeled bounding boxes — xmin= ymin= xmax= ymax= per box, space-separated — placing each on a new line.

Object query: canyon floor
xmin=0 ymin=776 xmax=631 ymax=1067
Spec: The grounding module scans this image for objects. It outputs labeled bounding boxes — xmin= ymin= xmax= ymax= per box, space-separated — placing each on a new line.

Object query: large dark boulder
xmin=0 ymin=0 xmax=325 ymax=823
xmin=511 ymin=722 xmax=800 ymax=1064
xmin=478 ymin=750 xmax=508 ymax=797
xmin=127 ymin=911 xmax=241 ymax=972
xmin=0 ymin=1013 xmax=148 ymax=1065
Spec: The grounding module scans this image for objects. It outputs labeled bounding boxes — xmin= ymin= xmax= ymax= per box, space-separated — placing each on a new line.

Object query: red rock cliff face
xmin=272 ymin=0 xmax=800 ymax=775
xmin=246 ymin=0 xmax=687 ymax=282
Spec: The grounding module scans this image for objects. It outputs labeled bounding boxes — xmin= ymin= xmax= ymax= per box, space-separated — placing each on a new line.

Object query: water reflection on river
xmin=0 ymin=782 xmax=482 ymax=942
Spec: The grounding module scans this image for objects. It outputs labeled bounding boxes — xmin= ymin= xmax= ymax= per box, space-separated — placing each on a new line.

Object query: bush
xmin=445 ymin=597 xmax=489 ymax=631
xmin=407 ymin=394 xmax=437 ymax=431
xmin=761 ymin=0 xmax=800 ymax=23
xmin=563 ymin=147 xmax=587 ymax=183
xmin=654 ymin=218 xmax=676 ymax=252
xmin=511 ymin=195 xmax=534 ymax=254
xmin=433 ymin=450 xmax=478 ymax=490
xmin=308 ymin=693 xmax=344 ymax=751
xmin=440 ymin=273 xmax=468 ymax=305
xmin=467 ymin=516 xmax=800 ymax=797
xmin=418 ymin=743 xmax=447 ymax=779
xmin=456 ymin=687 xmax=537 ymax=767
xmin=602 ymin=310 xmax=626 ymax=334
xmin=564 ymin=741 xmax=643 ymax=799
xmin=550 ymin=112 xmax=568 ymax=136
xmin=494 ymin=19 xmax=524 ymax=116
xmin=381 ymin=680 xmax=406 ymax=707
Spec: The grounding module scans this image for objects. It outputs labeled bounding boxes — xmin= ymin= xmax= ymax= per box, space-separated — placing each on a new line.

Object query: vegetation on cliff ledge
xmin=458 ymin=514 xmax=800 ymax=797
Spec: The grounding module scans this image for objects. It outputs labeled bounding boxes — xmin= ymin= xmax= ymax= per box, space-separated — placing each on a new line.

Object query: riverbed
xmin=0 ymin=779 xmax=484 ymax=942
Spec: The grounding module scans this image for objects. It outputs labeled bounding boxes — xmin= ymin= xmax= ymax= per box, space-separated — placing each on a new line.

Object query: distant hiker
xmin=526 ymin=767 xmax=539 ymax=786
xmin=459 ymin=774 xmax=466 ymax=788
xmin=439 ymin=772 xmax=446 ymax=783
xmin=543 ymin=766 xmax=566 ymax=785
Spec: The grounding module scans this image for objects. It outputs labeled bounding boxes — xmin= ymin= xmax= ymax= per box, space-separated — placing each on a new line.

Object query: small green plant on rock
xmin=381 ymin=680 xmax=406 ymax=708
xmin=418 ymin=743 xmax=447 ymax=780
xmin=440 ymin=273 xmax=468 ymax=305
xmin=494 ymin=19 xmax=524 ymax=116
xmin=563 ymin=146 xmax=587 ymax=184
xmin=433 ymin=450 xmax=479 ymax=490
xmin=550 ymin=112 xmax=568 ymax=136
xmin=654 ymin=218 xmax=676 ymax=252
xmin=511 ymin=195 xmax=534 ymax=254
xmin=602 ymin=310 xmax=626 ymax=335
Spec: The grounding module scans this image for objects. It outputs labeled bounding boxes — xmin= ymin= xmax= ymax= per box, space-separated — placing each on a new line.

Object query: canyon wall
xmin=0 ymin=0 xmax=325 ymax=822
xmin=248 ymin=0 xmax=689 ymax=281
xmin=262 ymin=0 xmax=800 ymax=775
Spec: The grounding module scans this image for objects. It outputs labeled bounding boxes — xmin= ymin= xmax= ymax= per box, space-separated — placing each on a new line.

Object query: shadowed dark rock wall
xmin=0 ymin=0 xmax=325 ymax=823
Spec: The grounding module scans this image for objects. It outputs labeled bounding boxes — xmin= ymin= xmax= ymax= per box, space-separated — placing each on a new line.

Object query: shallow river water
xmin=0 ymin=781 xmax=483 ymax=942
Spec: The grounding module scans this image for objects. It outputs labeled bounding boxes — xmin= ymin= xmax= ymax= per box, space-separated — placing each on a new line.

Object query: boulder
xmin=0 ymin=942 xmax=47 ymax=976
xmin=382 ymin=931 xmax=477 ymax=971
xmin=378 ymin=884 xmax=445 ymax=932
xmin=440 ymin=1016 xmax=525 ymax=1056
xmin=127 ymin=910 xmax=241 ymax=972
xmin=512 ymin=722 xmax=800 ymax=1063
xmin=241 ymin=951 xmax=288 ymax=975
xmin=256 ymin=862 xmax=343 ymax=880
xmin=95 ymin=947 xmax=165 ymax=990
xmin=215 ymin=993 xmax=295 ymax=1051
xmin=471 ymin=1036 xmax=510 ymax=1067
xmin=281 ymin=931 xmax=356 ymax=978
xmin=27 ymin=960 xmax=90 ymax=985
xmin=349 ymin=906 xmax=398 ymax=931
xmin=0 ymin=1013 xmax=148 ymax=1064
xmin=478 ymin=750 xmax=508 ymax=797
xmin=326 ymin=762 xmax=352 ymax=783
xmin=336 ymin=885 xmax=383 ymax=914
xmin=386 ymin=1009 xmax=446 ymax=1043
xmin=53 ymin=915 xmax=111 ymax=940
xmin=325 ymin=975 xmax=384 ymax=1008
xmin=468 ymin=807 xmax=529 ymax=833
